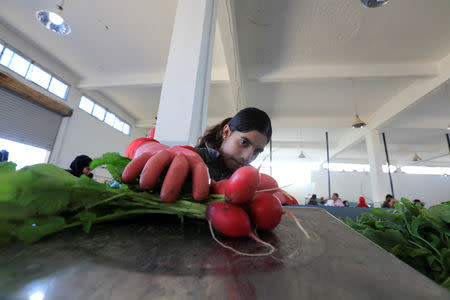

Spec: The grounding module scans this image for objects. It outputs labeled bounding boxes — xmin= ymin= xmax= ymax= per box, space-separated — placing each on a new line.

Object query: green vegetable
xmin=0 ymin=153 xmax=223 ymax=245
xmin=346 ymin=198 xmax=450 ymax=290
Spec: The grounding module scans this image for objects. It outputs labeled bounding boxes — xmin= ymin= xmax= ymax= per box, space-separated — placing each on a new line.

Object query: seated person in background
xmin=308 ymin=194 xmax=318 ymax=205
xmin=382 ymin=194 xmax=396 ymax=208
xmin=413 ymin=199 xmax=424 ymax=207
xmin=66 ymin=155 xmax=93 ymax=178
xmin=343 ymin=200 xmax=350 ymax=207
xmin=319 ymin=197 xmax=326 ymax=205
xmin=357 ymin=196 xmax=369 ymax=208
xmin=326 ymin=193 xmax=344 ymax=207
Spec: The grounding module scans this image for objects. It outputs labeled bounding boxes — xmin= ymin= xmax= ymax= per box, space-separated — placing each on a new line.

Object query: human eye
xmin=240 ymin=138 xmax=249 ymax=146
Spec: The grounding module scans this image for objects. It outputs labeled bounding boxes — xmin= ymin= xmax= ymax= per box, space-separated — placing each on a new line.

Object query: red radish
xmin=225 ymin=166 xmax=260 ymax=204
xmin=206 ymin=201 xmax=276 ymax=256
xmin=206 ymin=201 xmax=251 ymax=237
xmin=273 ymin=190 xmax=299 ymax=205
xmin=212 ymin=179 xmax=229 ymax=195
xmin=257 ymin=173 xmax=278 ymax=191
xmin=250 ymin=192 xmax=283 ymax=231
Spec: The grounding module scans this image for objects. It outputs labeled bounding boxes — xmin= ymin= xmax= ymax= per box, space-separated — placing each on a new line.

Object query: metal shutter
xmin=0 ymin=86 xmax=62 ymax=150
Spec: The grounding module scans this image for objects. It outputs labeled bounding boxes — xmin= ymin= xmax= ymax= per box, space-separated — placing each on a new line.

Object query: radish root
xmin=208 ymin=221 xmax=276 ymax=256
xmin=255 ymin=184 xmax=294 ymax=194
xmin=283 ymin=210 xmax=311 ymax=239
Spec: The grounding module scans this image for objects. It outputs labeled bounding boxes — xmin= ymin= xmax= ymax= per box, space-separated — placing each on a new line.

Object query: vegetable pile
xmin=345 ymin=198 xmax=450 ymax=290
xmin=0 ymin=153 xmax=221 ymax=244
xmin=208 ymin=166 xmax=309 ymax=255
xmin=0 ymin=153 xmax=306 ymax=256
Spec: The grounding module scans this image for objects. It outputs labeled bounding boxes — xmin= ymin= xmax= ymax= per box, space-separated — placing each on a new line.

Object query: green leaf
xmin=76 ymin=211 xmax=97 ymax=233
xmin=428 ymin=204 xmax=450 ymax=224
xmin=0 ymin=161 xmax=16 ymax=173
xmin=16 ymin=217 xmax=67 ymax=243
xmin=391 ymin=244 xmax=431 ymax=258
xmin=90 ymin=152 xmax=131 ymax=183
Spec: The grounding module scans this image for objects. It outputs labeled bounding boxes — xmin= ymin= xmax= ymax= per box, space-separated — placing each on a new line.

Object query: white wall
xmin=286 ymin=169 xmax=450 ymax=207
xmin=0 ymin=23 xmax=149 ymax=169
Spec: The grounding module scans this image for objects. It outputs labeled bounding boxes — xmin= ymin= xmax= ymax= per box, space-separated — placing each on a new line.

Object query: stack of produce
xmin=0 ymin=153 xmax=307 ymax=256
xmin=346 ymin=199 xmax=450 ymax=290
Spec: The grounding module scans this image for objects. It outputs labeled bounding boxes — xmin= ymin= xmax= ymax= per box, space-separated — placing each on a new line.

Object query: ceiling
xmin=0 ymin=0 xmax=449 ymax=166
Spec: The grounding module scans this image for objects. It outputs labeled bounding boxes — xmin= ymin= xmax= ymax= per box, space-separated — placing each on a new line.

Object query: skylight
xmin=0 ymin=43 xmax=70 ymax=99
xmin=78 ymin=96 xmax=131 ymax=135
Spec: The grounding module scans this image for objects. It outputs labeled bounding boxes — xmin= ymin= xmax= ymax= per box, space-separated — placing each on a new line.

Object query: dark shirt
xmin=308 ymin=199 xmax=318 ymax=205
xmin=195 ymin=144 xmax=234 ymax=182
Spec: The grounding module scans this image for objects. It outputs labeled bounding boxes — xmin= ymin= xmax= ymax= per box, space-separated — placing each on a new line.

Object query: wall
xmin=285 ymin=169 xmax=450 ymax=208
xmin=0 ymin=23 xmax=148 ymax=169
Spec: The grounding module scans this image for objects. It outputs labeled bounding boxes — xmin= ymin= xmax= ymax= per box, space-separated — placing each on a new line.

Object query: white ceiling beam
xmin=248 ymin=63 xmax=439 ymax=83
xmin=78 ymin=69 xmax=229 ymax=90
xmin=329 ymin=53 xmax=450 ymax=160
xmin=217 ymin=0 xmax=246 ymax=112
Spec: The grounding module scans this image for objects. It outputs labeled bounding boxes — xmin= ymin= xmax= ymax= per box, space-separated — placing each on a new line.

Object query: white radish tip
xmin=208 ymin=221 xmax=276 ymax=256
xmin=283 ymin=210 xmax=311 ymax=239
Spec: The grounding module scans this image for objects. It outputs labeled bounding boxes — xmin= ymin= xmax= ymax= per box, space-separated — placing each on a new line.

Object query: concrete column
xmin=155 ymin=0 xmax=218 ymax=146
xmin=365 ymin=129 xmax=390 ymax=207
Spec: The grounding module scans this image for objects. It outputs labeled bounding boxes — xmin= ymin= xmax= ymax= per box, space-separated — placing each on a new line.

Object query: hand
xmin=122 ymin=141 xmax=210 ymax=203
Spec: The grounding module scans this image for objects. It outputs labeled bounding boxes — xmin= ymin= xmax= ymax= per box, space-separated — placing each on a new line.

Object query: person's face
xmin=219 ymin=125 xmax=268 ymax=171
xmin=344 ymin=202 xmax=349 ymax=207
xmin=83 ymin=166 xmax=92 ymax=176
xmin=332 ymin=194 xmax=338 ymax=201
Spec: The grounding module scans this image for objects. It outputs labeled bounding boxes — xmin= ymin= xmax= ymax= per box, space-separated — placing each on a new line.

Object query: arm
xmin=122 ymin=139 xmax=210 ymax=203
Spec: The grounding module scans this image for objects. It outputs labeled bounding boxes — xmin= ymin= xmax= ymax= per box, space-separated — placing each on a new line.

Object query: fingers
xmin=122 ymin=152 xmax=152 ymax=183
xmin=140 ymin=150 xmax=172 ymax=190
xmin=190 ymin=159 xmax=210 ymax=202
xmin=160 ymin=153 xmax=189 ymax=203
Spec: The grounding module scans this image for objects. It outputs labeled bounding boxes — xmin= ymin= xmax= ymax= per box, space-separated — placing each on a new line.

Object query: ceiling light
xmin=298 ymin=129 xmax=307 ymax=159
xmin=361 ymin=0 xmax=390 ymax=8
xmin=298 ymin=151 xmax=306 ymax=159
xmin=352 ymin=114 xmax=367 ymax=128
xmin=412 ymin=153 xmax=422 ymax=162
xmin=350 ymin=79 xmax=367 ymax=128
xmin=36 ymin=2 xmax=71 ymax=35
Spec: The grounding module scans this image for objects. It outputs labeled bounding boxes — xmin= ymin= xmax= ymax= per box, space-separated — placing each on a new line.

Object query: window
xmin=8 ymin=53 xmax=30 ymax=76
xmin=0 ymin=48 xmax=13 ymax=67
xmin=113 ymin=118 xmax=124 ymax=131
xmin=78 ymin=96 xmax=131 ymax=135
xmin=0 ymin=44 xmax=70 ymax=99
xmin=79 ymin=96 xmax=94 ymax=113
xmin=48 ymin=76 xmax=69 ymax=99
xmin=122 ymin=123 xmax=130 ymax=135
xmin=401 ymin=166 xmax=450 ymax=175
xmin=26 ymin=64 xmax=52 ymax=89
xmin=104 ymin=112 xmax=116 ymax=126
xmin=0 ymin=137 xmax=50 ymax=170
xmin=92 ymin=104 xmax=106 ymax=121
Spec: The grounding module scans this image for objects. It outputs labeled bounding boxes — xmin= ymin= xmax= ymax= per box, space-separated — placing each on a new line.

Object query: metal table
xmin=1 ymin=207 xmax=448 ymax=299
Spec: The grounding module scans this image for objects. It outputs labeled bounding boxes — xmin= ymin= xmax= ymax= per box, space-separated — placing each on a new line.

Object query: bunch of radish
xmin=206 ymin=166 xmax=310 ymax=256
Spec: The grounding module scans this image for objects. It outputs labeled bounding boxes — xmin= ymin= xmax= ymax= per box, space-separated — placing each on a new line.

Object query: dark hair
xmin=333 ymin=193 xmax=339 ymax=198
xmin=67 ymin=155 xmax=92 ymax=177
xmin=386 ymin=194 xmax=393 ymax=200
xmin=311 ymin=194 xmax=317 ymax=199
xmin=196 ymin=107 xmax=272 ymax=148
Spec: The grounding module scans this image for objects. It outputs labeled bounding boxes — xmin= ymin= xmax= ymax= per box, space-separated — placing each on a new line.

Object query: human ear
xmin=222 ymin=124 xmax=231 ymax=140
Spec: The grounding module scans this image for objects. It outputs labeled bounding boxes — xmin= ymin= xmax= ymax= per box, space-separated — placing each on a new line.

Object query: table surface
xmin=1 ymin=207 xmax=448 ymax=300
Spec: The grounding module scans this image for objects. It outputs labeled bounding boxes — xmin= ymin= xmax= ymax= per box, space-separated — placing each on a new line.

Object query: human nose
xmin=241 ymin=148 xmax=254 ymax=164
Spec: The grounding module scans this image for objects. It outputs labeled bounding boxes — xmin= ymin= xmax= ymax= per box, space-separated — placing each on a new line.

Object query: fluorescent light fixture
xmin=361 ymin=0 xmax=390 ymax=8
xmin=36 ymin=4 xmax=71 ymax=35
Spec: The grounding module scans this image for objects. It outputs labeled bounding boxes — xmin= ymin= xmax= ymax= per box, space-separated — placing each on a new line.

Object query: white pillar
xmin=365 ymin=129 xmax=390 ymax=207
xmin=155 ymin=0 xmax=218 ymax=146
